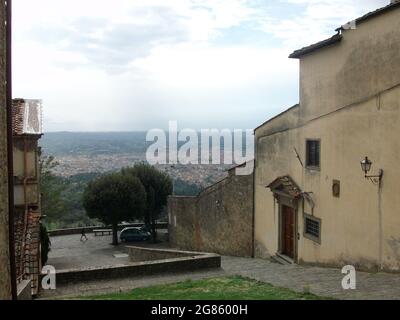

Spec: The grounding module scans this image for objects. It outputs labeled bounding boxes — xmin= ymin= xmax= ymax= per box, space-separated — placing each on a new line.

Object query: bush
xmin=40 ymin=224 xmax=51 ymax=266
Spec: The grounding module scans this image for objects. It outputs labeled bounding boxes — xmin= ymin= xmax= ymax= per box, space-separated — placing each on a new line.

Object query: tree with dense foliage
xmin=40 ymin=154 xmax=67 ymax=224
xmin=40 ymin=154 xmax=99 ymax=229
xmin=122 ymin=163 xmax=173 ymax=241
xmin=82 ymin=172 xmax=146 ymax=245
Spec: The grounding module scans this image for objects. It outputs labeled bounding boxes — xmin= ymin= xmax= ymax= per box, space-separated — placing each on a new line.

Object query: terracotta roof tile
xmin=12 ymin=99 xmax=43 ymax=136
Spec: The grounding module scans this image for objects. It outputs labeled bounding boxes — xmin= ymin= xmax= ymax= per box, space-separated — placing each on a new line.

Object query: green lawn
xmin=80 ymin=276 xmax=327 ymax=300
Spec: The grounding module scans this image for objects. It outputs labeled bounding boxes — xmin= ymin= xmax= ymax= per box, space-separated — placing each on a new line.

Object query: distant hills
xmin=40 ymin=132 xmax=149 ymax=156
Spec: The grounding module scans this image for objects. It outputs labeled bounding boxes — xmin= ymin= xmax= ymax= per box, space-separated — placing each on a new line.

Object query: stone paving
xmin=47 ymin=232 xmax=169 ymax=270
xmin=222 ymin=256 xmax=400 ymax=300
xmin=41 ymin=234 xmax=400 ymax=300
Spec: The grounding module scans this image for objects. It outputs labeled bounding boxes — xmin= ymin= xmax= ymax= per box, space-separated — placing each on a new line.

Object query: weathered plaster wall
xmin=13 ymin=138 xmax=40 ymax=207
xmin=0 ymin=0 xmax=12 ymax=299
xmin=255 ymin=55 xmax=400 ymax=271
xmin=300 ymin=8 xmax=400 ymax=123
xmin=254 ymin=6 xmax=400 ymax=272
xmin=168 ymin=196 xmax=197 ymax=251
xmin=169 ymin=171 xmax=254 ymax=257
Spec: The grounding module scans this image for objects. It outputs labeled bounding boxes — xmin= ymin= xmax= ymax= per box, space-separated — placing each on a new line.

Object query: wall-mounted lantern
xmin=360 ymin=156 xmax=383 ymax=185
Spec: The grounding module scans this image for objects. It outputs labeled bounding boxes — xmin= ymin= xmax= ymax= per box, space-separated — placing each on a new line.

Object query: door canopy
xmin=267 ymin=176 xmax=302 ymax=200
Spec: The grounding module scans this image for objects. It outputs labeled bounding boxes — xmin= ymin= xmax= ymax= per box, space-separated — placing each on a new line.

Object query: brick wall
xmin=168 ymin=170 xmax=254 ymax=257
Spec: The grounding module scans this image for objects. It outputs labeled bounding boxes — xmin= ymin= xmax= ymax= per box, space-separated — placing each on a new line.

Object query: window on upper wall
xmin=306 ymin=139 xmax=320 ymax=169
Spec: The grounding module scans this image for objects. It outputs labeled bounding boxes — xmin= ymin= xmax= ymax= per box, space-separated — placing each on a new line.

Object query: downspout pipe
xmin=6 ymin=0 xmax=17 ymax=300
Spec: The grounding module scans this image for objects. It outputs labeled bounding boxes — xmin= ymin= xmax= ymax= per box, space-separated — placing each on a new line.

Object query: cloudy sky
xmin=13 ymin=0 xmax=388 ymax=132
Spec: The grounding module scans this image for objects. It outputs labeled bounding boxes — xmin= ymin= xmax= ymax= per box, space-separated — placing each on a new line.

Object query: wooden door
xmin=281 ymin=205 xmax=295 ymax=259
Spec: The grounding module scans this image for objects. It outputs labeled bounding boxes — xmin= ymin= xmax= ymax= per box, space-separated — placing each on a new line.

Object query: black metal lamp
xmin=360 ymin=157 xmax=372 ymax=176
xmin=360 ymin=156 xmax=383 ymax=184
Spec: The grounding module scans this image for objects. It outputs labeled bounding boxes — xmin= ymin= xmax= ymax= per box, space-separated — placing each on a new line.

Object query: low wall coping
xmin=52 ymin=248 xmax=221 ymax=284
xmin=56 ymin=253 xmax=219 ymax=274
xmin=125 ymin=245 xmax=214 ymax=256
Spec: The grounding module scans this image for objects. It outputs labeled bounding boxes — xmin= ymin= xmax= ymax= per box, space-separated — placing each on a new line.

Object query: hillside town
xmin=1 ymin=0 xmax=400 ymax=308
xmin=46 ymin=151 xmax=229 ymax=187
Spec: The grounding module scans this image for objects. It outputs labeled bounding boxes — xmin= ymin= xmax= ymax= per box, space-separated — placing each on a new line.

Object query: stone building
xmin=0 ymin=0 xmax=12 ymax=300
xmin=168 ymin=163 xmax=254 ymax=257
xmin=12 ymin=98 xmax=43 ymax=296
xmin=254 ymin=1 xmax=400 ymax=271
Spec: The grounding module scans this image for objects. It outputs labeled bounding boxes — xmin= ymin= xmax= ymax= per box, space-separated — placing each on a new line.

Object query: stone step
xmin=271 ymin=254 xmax=293 ymax=265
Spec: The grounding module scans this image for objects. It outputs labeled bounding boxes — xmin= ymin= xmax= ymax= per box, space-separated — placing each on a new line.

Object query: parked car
xmin=120 ymin=227 xmax=151 ymax=242
xmin=139 ymin=224 xmax=151 ymax=233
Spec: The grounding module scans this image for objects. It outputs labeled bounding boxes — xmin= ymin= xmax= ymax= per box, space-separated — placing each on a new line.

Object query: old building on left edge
xmin=12 ymin=98 xmax=44 ymax=298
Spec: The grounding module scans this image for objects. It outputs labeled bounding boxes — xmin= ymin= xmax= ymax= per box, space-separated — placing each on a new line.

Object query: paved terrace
xmin=41 ymin=234 xmax=400 ymax=300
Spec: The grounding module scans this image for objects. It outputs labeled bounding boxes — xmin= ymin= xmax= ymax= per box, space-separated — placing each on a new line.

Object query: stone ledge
xmin=54 ymin=249 xmax=221 ymax=284
xmin=17 ymin=279 xmax=32 ymax=300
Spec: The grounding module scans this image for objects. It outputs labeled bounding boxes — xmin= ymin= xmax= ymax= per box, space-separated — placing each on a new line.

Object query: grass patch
xmin=79 ymin=276 xmax=328 ymax=300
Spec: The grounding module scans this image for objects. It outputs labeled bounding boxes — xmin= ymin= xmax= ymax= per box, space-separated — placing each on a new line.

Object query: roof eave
xmin=289 ymin=2 xmax=400 ymax=60
xmin=254 ymin=104 xmax=299 ymax=133
xmin=289 ymin=34 xmax=342 ymax=59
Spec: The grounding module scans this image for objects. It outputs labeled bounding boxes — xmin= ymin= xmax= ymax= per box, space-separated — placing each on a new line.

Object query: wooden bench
xmin=93 ymin=229 xmax=112 ymax=236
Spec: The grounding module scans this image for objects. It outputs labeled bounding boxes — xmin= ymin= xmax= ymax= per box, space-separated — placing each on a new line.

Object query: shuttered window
xmin=306 ymin=140 xmax=320 ymax=168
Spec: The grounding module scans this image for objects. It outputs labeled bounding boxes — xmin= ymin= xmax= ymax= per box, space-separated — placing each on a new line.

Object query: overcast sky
xmin=13 ymin=0 xmax=388 ymax=132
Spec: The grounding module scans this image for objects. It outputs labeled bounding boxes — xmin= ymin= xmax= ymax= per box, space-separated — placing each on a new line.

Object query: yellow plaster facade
xmin=254 ymin=4 xmax=400 ymax=271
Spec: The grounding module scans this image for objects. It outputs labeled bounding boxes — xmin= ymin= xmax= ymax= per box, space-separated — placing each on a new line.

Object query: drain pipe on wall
xmin=6 ymin=0 xmax=17 ymax=300
xmin=378 ymin=179 xmax=383 ymax=271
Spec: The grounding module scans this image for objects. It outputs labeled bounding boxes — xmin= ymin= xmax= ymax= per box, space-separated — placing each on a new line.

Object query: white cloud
xmin=12 ymin=0 xmax=390 ymax=131
xmin=257 ymin=0 xmax=389 ymax=49
xmin=14 ymin=0 xmax=257 ymax=71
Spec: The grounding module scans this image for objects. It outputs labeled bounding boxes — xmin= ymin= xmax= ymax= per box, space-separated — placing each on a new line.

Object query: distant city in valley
xmin=40 ymin=131 xmax=234 ymax=189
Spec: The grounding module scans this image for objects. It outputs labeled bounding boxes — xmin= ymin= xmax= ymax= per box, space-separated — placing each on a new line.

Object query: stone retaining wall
xmin=168 ymin=167 xmax=254 ymax=257
xmin=55 ymin=248 xmax=221 ymax=284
